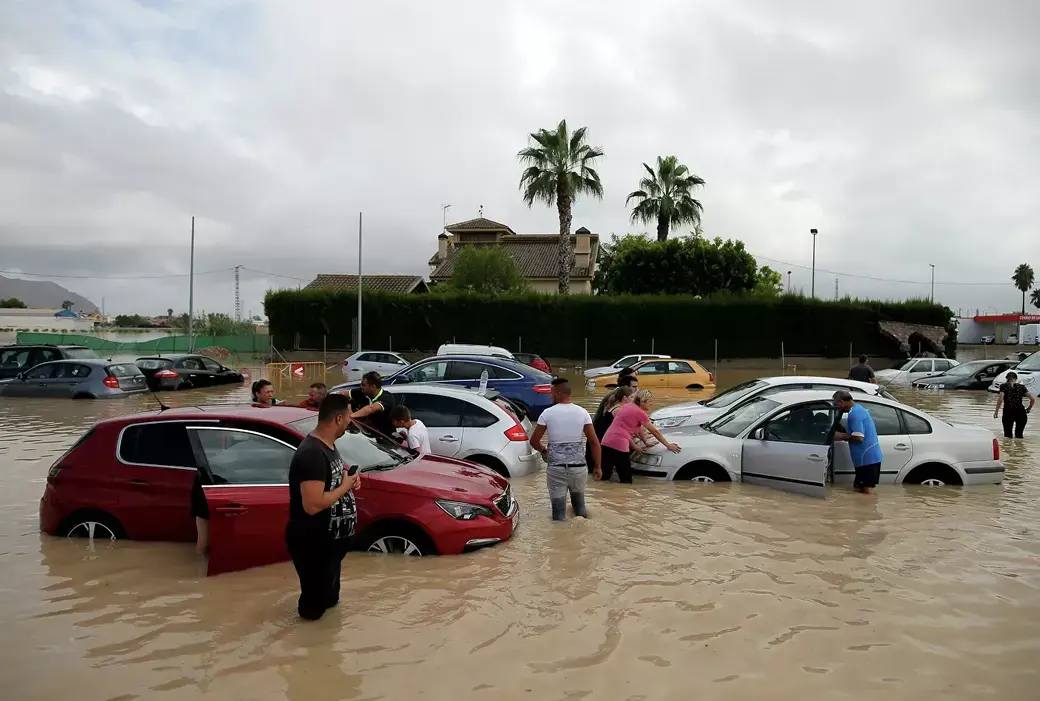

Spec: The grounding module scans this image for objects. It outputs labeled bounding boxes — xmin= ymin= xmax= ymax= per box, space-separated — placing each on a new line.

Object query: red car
xmin=39 ymin=405 xmax=519 ymax=575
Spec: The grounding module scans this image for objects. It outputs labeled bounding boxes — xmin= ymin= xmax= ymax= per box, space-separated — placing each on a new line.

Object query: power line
xmin=0 ymin=267 xmax=235 ymax=280
xmin=238 ymin=266 xmax=310 ymax=282
xmin=750 ymin=254 xmax=1012 ymax=287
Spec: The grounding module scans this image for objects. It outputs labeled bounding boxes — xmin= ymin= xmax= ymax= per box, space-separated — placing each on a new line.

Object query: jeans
xmin=546 ymin=464 xmax=587 ymax=520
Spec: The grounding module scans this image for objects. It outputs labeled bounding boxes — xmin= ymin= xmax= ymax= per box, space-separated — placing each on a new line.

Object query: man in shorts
xmin=530 ymin=377 xmax=601 ymax=520
xmin=832 ymin=389 xmax=883 ymax=495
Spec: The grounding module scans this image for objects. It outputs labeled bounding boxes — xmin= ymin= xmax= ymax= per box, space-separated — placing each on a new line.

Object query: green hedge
xmin=265 ymin=289 xmax=956 ymax=359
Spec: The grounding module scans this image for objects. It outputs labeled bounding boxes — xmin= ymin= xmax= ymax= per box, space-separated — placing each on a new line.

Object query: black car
xmin=135 ymin=354 xmax=245 ymax=391
xmin=0 ymin=344 xmax=99 ymax=380
xmin=911 ymin=359 xmax=1019 ymax=390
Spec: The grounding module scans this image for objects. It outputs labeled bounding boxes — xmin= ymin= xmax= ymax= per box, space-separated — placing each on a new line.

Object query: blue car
xmin=330 ymin=355 xmax=554 ymax=418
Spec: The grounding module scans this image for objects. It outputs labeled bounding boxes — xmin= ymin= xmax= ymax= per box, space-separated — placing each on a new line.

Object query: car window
xmin=857 ymin=402 xmax=903 ymax=436
xmin=901 ymin=411 xmax=932 ymax=435
xmin=760 ymin=404 xmax=837 ymax=445
xmin=615 ymin=355 xmax=639 ymax=368
xmin=178 ymin=358 xmax=204 ymax=370
xmin=119 ymin=423 xmax=198 ymax=467
xmin=0 ymin=348 xmax=32 ymax=368
xmin=911 ymin=360 xmax=932 ymax=373
xmin=668 ymin=361 xmax=695 ymax=374
xmin=136 ymin=358 xmax=173 ymax=370
xmin=357 ymin=353 xmax=378 ymax=362
xmin=191 ymin=428 xmax=294 ymax=485
xmin=25 ymin=363 xmax=58 ymax=379
xmin=35 ymin=349 xmax=61 ymax=364
xmin=63 ymin=348 xmax=99 ymax=360
xmin=1017 ymin=353 xmax=1040 ymax=371
xmin=704 ymin=379 xmax=767 ymax=408
xmin=392 ymin=354 xmax=409 ymax=365
xmin=486 ymin=364 xmax=522 ymax=380
xmin=57 ymin=363 xmax=94 ymax=379
xmin=106 ymin=363 xmax=141 ymax=377
xmin=406 ymin=361 xmax=448 ymax=383
xmin=397 ymin=393 xmax=465 ymax=427
xmin=637 ymin=361 xmax=669 ymax=375
xmin=290 ymin=416 xmax=411 ymax=470
xmin=933 ymin=359 xmax=952 ymax=372
xmin=709 ymin=396 xmax=782 ymax=438
xmin=447 ymin=361 xmax=489 ymax=381
xmin=201 ymin=358 xmax=223 ymax=372
xmin=461 ymin=401 xmax=499 ymax=428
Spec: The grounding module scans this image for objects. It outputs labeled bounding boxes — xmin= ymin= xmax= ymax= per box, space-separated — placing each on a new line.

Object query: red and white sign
xmin=239 ymin=368 xmax=252 ymax=380
xmin=290 ymin=363 xmax=305 ymax=378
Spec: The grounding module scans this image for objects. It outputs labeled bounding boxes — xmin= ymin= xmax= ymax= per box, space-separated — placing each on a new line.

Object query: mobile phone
xmin=347 ymin=464 xmax=360 ymax=476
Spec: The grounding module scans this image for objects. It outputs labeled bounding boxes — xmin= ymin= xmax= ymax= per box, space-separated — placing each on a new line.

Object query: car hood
xmin=583 ymin=366 xmax=619 ymax=379
xmin=652 ymin=402 xmax=723 ymax=426
xmin=990 ymin=369 xmax=1038 ymax=388
xmin=652 ymin=400 xmax=709 ymax=419
xmin=368 ymin=454 xmax=509 ymax=502
xmin=913 ymin=375 xmax=966 ymax=387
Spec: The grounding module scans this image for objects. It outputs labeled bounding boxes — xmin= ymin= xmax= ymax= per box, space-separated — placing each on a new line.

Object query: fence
xmin=265 ymin=362 xmax=327 ymax=385
xmin=15 ymin=332 xmax=271 ymax=355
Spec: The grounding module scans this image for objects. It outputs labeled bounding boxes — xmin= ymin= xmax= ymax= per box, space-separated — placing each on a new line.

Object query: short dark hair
xmin=858 ymin=354 xmax=868 ymax=363
xmin=551 ymin=376 xmax=572 ymax=395
xmin=551 ymin=376 xmax=569 ymax=386
xmin=618 ymin=367 xmax=636 ymax=378
xmin=361 ymin=371 xmax=382 ymax=388
xmin=618 ymin=375 xmax=638 ymax=387
xmin=310 ymin=381 xmax=327 ymax=390
xmin=390 ymin=405 xmax=411 ymax=423
xmin=317 ymin=392 xmax=350 ymax=422
xmin=832 ymin=389 xmax=854 ymax=402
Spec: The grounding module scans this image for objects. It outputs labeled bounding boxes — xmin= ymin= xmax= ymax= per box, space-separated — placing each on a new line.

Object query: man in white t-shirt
xmin=390 ymin=406 xmax=431 ymax=454
xmin=530 ymin=377 xmax=601 ymax=521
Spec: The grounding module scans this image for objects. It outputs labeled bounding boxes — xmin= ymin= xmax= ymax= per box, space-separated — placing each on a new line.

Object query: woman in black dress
xmin=993 ymin=372 xmax=1036 ymax=438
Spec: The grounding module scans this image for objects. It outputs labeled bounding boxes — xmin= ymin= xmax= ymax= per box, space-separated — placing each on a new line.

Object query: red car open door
xmin=189 ymin=426 xmax=294 ymax=575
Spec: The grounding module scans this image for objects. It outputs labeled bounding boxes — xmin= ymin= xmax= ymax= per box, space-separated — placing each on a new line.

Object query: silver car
xmin=0 ymin=359 xmax=147 ymax=398
xmin=633 ymin=390 xmax=1003 ymax=494
xmin=342 ymin=351 xmax=410 ymax=380
xmin=390 ymin=384 xmax=543 ymax=478
xmin=874 ymin=357 xmax=960 ymax=384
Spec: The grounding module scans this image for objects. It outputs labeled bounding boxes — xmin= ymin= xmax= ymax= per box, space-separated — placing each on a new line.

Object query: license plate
xmin=511 ymin=511 xmax=519 ymax=532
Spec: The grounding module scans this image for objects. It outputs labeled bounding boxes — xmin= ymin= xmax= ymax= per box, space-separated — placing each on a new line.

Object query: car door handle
xmin=440 ymin=436 xmax=460 ymax=443
xmin=807 ymin=454 xmax=825 ymax=462
xmin=215 ymin=505 xmax=247 ymax=515
xmin=894 ymin=443 xmax=910 ymax=451
xmin=128 ymin=478 xmax=150 ymax=486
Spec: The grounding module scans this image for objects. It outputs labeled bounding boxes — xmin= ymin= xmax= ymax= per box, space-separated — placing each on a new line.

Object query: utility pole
xmin=786 ymin=270 xmax=791 ymax=294
xmin=357 ymin=212 xmax=363 ymax=353
xmin=187 ymin=216 xmax=195 ymax=352
xmin=834 ymin=277 xmax=839 ymax=300
xmin=929 ymin=264 xmax=935 ymax=302
xmin=810 ymin=228 xmax=818 ymax=299
xmin=234 ymin=265 xmax=241 ymax=322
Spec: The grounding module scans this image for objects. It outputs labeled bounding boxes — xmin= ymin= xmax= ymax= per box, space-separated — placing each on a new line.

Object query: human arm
xmin=837 ymin=410 xmax=866 ymax=442
xmin=351 ymin=402 xmax=383 ymax=419
xmin=583 ymin=423 xmax=602 ymax=479
xmin=530 ymin=423 xmax=547 ymax=454
xmin=1028 ymin=391 xmax=1036 ymax=413
xmin=300 ymin=474 xmax=359 ymax=515
xmin=993 ymin=390 xmax=1003 ymax=418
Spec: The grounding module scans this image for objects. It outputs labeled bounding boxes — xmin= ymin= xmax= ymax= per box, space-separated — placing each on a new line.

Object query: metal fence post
xmin=584 ymin=337 xmax=588 ymax=371
xmin=714 ymin=338 xmax=718 ymax=380
xmin=781 ymin=341 xmax=785 ymax=373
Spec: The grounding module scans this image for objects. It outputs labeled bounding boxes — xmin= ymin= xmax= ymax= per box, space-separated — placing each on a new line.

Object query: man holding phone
xmin=286 ymin=393 xmax=361 ymax=621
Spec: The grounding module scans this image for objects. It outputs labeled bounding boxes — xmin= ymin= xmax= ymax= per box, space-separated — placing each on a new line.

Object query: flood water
xmin=1 ymin=367 xmax=1038 ymax=700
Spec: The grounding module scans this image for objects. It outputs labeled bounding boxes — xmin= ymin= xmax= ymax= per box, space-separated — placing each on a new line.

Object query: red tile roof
xmin=304 ymin=275 xmax=428 ymax=294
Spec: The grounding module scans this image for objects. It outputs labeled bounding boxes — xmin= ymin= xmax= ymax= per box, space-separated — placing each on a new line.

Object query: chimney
xmin=574 ymin=227 xmax=592 ymax=271
xmin=437 ymin=233 xmax=450 ymax=260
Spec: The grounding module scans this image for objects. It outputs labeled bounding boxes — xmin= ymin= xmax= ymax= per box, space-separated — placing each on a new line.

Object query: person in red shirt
xmin=298 ymin=382 xmax=327 ymax=410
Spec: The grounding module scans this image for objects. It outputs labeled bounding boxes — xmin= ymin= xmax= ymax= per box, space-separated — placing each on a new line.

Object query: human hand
xmin=993 ymin=412 xmax=999 ymax=419
xmin=667 ymin=442 xmax=681 ymax=453
xmin=593 ymin=467 xmax=603 ymax=480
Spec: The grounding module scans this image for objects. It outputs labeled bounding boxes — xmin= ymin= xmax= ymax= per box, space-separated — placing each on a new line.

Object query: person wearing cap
xmin=832 ymin=389 xmax=883 ymax=495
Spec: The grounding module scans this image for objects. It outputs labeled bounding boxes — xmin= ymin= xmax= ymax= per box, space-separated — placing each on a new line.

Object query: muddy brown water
xmin=1 ymin=368 xmax=1038 ymax=700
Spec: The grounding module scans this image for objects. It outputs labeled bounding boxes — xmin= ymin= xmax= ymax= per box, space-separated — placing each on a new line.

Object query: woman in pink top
xmin=600 ymin=389 xmax=681 ymax=482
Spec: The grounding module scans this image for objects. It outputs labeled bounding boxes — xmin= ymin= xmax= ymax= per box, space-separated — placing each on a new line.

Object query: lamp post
xmin=786 ymin=270 xmax=792 ymax=294
xmin=810 ymin=228 xmax=818 ymax=298
xmin=929 ymin=263 xmax=935 ymax=302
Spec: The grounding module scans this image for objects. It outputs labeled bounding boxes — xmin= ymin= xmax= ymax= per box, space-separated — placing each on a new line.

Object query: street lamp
xmin=810 ymin=229 xmax=818 ymax=298
xmin=787 ymin=270 xmax=792 ymax=294
xmin=929 ymin=264 xmax=935 ymax=302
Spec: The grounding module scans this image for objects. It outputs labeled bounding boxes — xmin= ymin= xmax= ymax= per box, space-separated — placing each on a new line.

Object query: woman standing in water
xmin=994 ymin=372 xmax=1035 ymax=438
xmin=600 ymin=389 xmax=681 ymax=483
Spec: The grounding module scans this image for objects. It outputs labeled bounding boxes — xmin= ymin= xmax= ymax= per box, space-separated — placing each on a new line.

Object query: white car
xmin=874 ymin=357 xmax=960 ymax=384
xmin=981 ymin=335 xmax=996 ymax=345
xmin=1007 ymin=333 xmax=1019 ymax=345
xmin=584 ymin=353 xmax=670 ymax=379
xmin=651 ymin=375 xmax=896 ymax=429
xmin=389 ymin=383 xmax=542 ymax=478
xmin=342 ymin=351 xmax=410 ymax=379
xmin=988 ymin=350 xmax=1040 ymax=393
xmin=436 ymin=343 xmax=515 ymax=360
xmin=632 ymin=390 xmax=1003 ymax=495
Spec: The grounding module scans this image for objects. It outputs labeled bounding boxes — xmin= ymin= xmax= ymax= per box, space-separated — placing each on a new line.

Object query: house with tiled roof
xmin=428 ymin=217 xmax=599 ymax=294
xmin=304 ymin=274 xmax=429 ymax=294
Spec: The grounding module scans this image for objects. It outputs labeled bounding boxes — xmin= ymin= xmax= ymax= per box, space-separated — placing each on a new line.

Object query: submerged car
xmin=632 ymin=390 xmax=1002 ymax=494
xmin=587 ymin=357 xmax=713 ymax=390
xmin=330 ymin=354 xmax=553 ymax=418
xmin=912 ymin=359 xmax=1018 ymax=390
xmin=0 ymin=359 xmax=146 ymax=398
xmin=584 ymin=353 xmax=670 ymax=379
xmin=39 ymin=405 xmax=520 ymax=575
xmin=651 ymin=375 xmax=895 ymax=429
xmin=874 ymin=357 xmax=960 ymax=384
xmin=135 ymin=354 xmax=245 ymax=391
xmin=988 ymin=350 xmax=1040 ymax=393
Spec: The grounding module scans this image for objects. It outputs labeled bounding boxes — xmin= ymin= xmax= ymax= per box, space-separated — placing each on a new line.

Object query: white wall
xmin=0 ymin=310 xmax=97 ymax=332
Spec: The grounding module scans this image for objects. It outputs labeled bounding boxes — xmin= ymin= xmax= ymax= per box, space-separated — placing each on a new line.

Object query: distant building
xmin=428 ymin=217 xmax=599 ymax=294
xmin=0 ymin=308 xmax=97 ymax=332
xmin=956 ymin=313 xmax=1040 ymax=344
xmin=304 ymin=274 xmax=429 ymax=294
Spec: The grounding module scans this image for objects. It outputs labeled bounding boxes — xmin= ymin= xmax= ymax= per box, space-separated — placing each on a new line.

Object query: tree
xmin=594 ymin=234 xmax=758 ymax=296
xmin=445 ymin=246 xmax=530 ymax=294
xmin=1013 ymin=264 xmax=1035 ymax=314
xmin=60 ymin=300 xmax=74 ymax=311
xmin=114 ymin=314 xmax=150 ymax=327
xmin=1031 ymin=288 xmax=1040 ymax=311
xmin=0 ymin=297 xmax=27 ymax=308
xmin=626 ymin=155 xmax=705 ymax=242
xmin=518 ymin=119 xmax=604 ymax=294
xmin=753 ymin=266 xmax=785 ymax=296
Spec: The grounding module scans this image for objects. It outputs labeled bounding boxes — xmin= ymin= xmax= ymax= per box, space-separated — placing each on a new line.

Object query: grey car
xmin=0 ymin=359 xmax=147 ymax=398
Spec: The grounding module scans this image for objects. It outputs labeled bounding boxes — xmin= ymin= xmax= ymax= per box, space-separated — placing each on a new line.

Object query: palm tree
xmin=518 ymin=119 xmax=604 ymax=294
xmin=60 ymin=300 xmax=74 ymax=311
xmin=1030 ymin=288 xmax=1040 ymax=311
xmin=626 ymin=155 xmax=706 ymax=242
xmin=1012 ymin=263 xmax=1035 ymax=314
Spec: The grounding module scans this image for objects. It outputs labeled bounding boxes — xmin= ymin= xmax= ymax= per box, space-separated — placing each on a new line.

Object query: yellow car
xmin=591 ymin=358 xmax=715 ymax=390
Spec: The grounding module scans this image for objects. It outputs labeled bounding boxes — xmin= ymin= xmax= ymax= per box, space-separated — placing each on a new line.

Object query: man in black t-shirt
xmin=848 ymin=355 xmax=877 ymax=384
xmin=348 ymin=371 xmax=396 ymax=437
xmin=286 ymin=393 xmax=360 ymax=621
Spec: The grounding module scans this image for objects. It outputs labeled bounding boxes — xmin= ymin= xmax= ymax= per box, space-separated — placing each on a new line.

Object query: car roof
xmin=756 ymin=375 xmax=881 ymax=392
xmin=752 ymin=389 xmax=911 ymax=410
xmin=423 ymin=354 xmax=533 ymax=369
xmin=635 ymin=357 xmax=698 ymax=365
xmin=94 ymin=404 xmax=314 ymax=428
xmin=136 ymin=354 xmax=194 ymax=360
xmin=391 ymin=382 xmax=502 ymax=400
xmin=36 ymin=358 xmax=112 ymax=366
xmin=1 ymin=344 xmax=91 ymax=350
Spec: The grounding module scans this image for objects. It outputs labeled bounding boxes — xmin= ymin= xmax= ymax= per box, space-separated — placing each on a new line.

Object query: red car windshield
xmin=288 ymin=416 xmax=412 ymax=471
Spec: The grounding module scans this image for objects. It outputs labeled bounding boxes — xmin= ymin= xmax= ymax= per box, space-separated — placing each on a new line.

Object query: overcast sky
xmin=2 ymin=0 xmax=1038 ymax=317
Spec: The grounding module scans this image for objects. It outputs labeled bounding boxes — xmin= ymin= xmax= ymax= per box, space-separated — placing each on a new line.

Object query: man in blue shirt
xmin=832 ymin=390 xmax=884 ymax=495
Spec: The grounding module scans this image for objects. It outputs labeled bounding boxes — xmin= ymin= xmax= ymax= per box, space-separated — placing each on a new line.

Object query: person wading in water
xmin=994 ymin=372 xmax=1035 ymax=438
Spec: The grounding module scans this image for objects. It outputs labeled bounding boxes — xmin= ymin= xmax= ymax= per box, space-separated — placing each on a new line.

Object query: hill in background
xmin=0 ymin=275 xmax=99 ymax=312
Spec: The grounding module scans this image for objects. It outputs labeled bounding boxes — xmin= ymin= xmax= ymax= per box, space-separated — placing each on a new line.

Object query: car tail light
xmin=993 ymin=438 xmax=999 ymax=461
xmin=504 ymin=422 xmax=528 ymax=441
xmin=709 ymin=372 xmax=715 ymax=384
xmin=103 ymin=376 xmax=119 ymax=389
xmin=532 ymin=384 xmax=552 ymax=394
xmin=154 ymin=370 xmax=178 ymax=378
xmin=47 ymin=463 xmax=69 ymax=484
